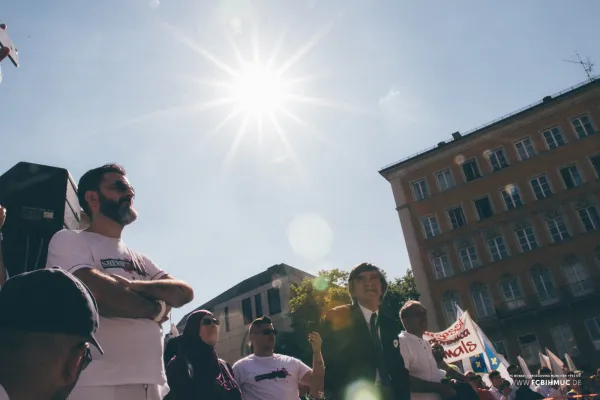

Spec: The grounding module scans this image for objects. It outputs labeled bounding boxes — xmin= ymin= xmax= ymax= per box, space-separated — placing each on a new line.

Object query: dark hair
xmin=348 ymin=262 xmax=388 ymax=300
xmin=538 ymin=367 xmax=551 ymax=375
xmin=249 ymin=316 xmax=272 ymax=331
xmin=77 ymin=163 xmax=127 ymax=217
xmin=488 ymin=371 xmax=501 ymax=380
xmin=399 ymin=300 xmax=425 ymax=320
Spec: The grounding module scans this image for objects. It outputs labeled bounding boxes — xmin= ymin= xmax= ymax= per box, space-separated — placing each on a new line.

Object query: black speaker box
xmin=0 ymin=162 xmax=81 ymax=276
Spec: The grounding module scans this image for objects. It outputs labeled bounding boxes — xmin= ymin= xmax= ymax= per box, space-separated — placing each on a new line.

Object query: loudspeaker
xmin=0 ymin=162 xmax=81 ymax=276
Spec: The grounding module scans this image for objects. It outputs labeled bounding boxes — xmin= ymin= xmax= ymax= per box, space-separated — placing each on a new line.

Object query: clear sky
xmin=1 ymin=0 xmax=599 ymax=324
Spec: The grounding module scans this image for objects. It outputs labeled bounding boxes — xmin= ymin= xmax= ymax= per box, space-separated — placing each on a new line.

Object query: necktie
xmin=369 ymin=313 xmax=391 ymax=387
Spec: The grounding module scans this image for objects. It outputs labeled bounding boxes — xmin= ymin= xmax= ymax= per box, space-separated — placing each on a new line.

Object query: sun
xmin=234 ymin=63 xmax=284 ymax=116
xmin=158 ymin=16 xmax=346 ymax=165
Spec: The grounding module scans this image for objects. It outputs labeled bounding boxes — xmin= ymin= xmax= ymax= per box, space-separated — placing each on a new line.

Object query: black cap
xmin=0 ymin=266 xmax=103 ymax=354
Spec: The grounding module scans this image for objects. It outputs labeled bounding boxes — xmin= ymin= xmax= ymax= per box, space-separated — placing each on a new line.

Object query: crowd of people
xmin=0 ymin=163 xmax=599 ymax=400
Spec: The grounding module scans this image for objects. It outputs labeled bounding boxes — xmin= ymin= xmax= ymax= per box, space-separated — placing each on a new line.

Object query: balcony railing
xmin=495 ymin=276 xmax=600 ymax=318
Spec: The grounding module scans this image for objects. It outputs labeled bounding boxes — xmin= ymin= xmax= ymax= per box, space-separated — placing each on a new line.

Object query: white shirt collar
xmin=358 ymin=302 xmax=378 ymax=324
xmin=400 ymin=331 xmax=423 ymax=340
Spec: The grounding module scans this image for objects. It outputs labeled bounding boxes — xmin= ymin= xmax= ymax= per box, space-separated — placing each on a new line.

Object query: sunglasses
xmin=202 ymin=318 xmax=220 ymax=326
xmin=261 ymin=329 xmax=277 ymax=336
xmin=80 ymin=345 xmax=93 ymax=371
xmin=106 ymin=180 xmax=135 ymax=194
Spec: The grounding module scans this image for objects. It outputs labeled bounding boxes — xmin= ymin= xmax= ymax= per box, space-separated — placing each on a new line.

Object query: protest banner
xmin=423 ymin=311 xmax=484 ymax=363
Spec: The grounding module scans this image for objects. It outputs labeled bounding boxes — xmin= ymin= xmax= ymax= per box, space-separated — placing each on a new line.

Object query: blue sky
xmin=1 ymin=0 xmax=599 ymax=324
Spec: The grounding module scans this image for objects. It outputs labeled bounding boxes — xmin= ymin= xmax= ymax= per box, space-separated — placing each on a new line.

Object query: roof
xmin=379 ymin=76 xmax=599 ymax=177
xmin=176 ymin=263 xmax=313 ymax=328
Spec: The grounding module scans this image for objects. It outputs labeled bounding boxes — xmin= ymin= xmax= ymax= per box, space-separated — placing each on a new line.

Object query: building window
xmin=571 ymin=114 xmax=595 ymax=139
xmin=442 ymin=292 xmax=460 ymax=325
xmin=542 ymin=127 xmax=566 ymax=150
xmin=529 ymin=175 xmax=553 ymax=200
xmin=584 ymin=316 xmax=600 ymax=350
xmin=590 ymin=154 xmax=600 ymax=178
xmin=577 ymin=205 xmax=600 ymax=232
xmin=531 ymin=268 xmax=558 ymax=305
xmin=518 ymin=333 xmax=541 ymax=366
xmin=436 ymin=169 xmax=455 ymax=191
xmin=501 ymin=185 xmax=523 ymax=210
xmin=514 ymin=137 xmax=536 ymax=160
xmin=545 ymin=214 xmax=570 ymax=242
xmin=447 ymin=206 xmax=466 ymax=229
xmin=412 ymin=179 xmax=429 ymax=201
xmin=459 ymin=244 xmax=479 ymax=271
xmin=242 ymin=297 xmax=253 ymax=325
xmin=487 ymin=235 xmax=508 ymax=261
xmin=499 ymin=276 xmax=525 ymax=310
xmin=563 ymin=258 xmax=592 ymax=296
xmin=487 ymin=148 xmax=509 ymax=171
xmin=254 ymin=293 xmax=263 ymax=318
xmin=474 ymin=196 xmax=494 ymax=220
xmin=493 ymin=341 xmax=508 ymax=359
xmin=559 ymin=164 xmax=583 ymax=189
xmin=421 ymin=215 xmax=440 ymax=238
xmin=461 ymin=158 xmax=481 ymax=182
xmin=550 ymin=324 xmax=579 ymax=356
xmin=267 ymin=288 xmax=282 ymax=315
xmin=470 ymin=283 xmax=495 ymax=319
xmin=431 ymin=252 xmax=452 ymax=279
xmin=515 ymin=225 xmax=538 ymax=252
xmin=224 ymin=306 xmax=230 ymax=332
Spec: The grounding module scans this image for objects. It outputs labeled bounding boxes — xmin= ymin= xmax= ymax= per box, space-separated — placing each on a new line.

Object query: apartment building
xmin=379 ymin=78 xmax=600 ymax=368
xmin=175 ymin=263 xmax=313 ymax=364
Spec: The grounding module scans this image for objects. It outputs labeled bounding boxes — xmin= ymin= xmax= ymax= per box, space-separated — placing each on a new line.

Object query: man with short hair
xmin=398 ymin=300 xmax=464 ymax=399
xmin=0 ymin=267 xmax=103 ymax=400
xmin=487 ymin=371 xmax=512 ymax=400
xmin=46 ymin=163 xmax=194 ymax=400
xmin=322 ymin=262 xmax=410 ymax=400
xmin=232 ymin=316 xmax=324 ymax=400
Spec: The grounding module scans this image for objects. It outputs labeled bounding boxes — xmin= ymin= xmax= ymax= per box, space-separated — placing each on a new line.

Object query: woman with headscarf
xmin=166 ymin=310 xmax=242 ymax=400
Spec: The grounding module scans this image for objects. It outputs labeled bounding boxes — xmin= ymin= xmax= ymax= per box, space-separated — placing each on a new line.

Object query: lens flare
xmin=313 ymin=275 xmax=329 ymax=292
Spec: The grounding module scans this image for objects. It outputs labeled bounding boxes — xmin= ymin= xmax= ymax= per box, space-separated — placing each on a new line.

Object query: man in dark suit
xmin=321 ymin=262 xmax=410 ymax=400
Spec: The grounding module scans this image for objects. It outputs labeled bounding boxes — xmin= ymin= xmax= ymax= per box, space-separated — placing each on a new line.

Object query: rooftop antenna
xmin=563 ymin=52 xmax=594 ymax=81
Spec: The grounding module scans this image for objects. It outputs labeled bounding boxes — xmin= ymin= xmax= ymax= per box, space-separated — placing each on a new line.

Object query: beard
xmin=98 ymin=193 xmax=138 ymax=226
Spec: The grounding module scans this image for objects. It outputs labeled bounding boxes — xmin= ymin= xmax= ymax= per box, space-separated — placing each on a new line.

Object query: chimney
xmin=451 ymin=131 xmax=462 ymax=140
xmin=437 ymin=141 xmax=446 ymax=147
xmin=543 ymin=96 xmax=552 ymax=103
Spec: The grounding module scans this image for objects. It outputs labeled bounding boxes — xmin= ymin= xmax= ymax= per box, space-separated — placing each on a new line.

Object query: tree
xmin=278 ymin=269 xmax=351 ymax=363
xmin=281 ymin=268 xmax=418 ymax=362
xmin=380 ymin=269 xmax=420 ymax=321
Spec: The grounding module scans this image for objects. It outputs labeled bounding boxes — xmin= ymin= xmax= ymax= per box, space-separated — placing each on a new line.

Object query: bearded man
xmin=46 ymin=163 xmax=194 ymax=400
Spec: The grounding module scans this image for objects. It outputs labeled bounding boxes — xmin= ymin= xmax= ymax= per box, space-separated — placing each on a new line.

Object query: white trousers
xmin=68 ymin=384 xmax=167 ymax=400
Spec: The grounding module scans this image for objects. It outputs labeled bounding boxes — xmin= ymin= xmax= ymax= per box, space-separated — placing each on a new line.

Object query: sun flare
xmin=234 ymin=63 xmax=284 ymax=116
xmin=159 ymin=15 xmax=346 ymax=165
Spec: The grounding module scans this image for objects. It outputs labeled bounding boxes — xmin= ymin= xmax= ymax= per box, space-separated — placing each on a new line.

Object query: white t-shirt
xmin=45 ymin=229 xmax=168 ymax=387
xmin=232 ymin=354 xmax=311 ymax=400
xmin=398 ymin=331 xmax=446 ymax=400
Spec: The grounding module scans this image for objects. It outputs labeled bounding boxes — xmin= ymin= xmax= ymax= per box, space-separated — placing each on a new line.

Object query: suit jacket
xmin=321 ymin=303 xmax=410 ymax=400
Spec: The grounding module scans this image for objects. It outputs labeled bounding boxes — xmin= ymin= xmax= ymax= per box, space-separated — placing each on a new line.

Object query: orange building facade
xmin=380 ymin=78 xmax=600 ymax=369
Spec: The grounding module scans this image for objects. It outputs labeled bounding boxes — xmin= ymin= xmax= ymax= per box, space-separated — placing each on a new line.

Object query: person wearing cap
xmin=321 ymin=262 xmax=410 ymax=400
xmin=0 ymin=267 xmax=103 ymax=400
xmin=45 ymin=164 xmax=194 ymax=400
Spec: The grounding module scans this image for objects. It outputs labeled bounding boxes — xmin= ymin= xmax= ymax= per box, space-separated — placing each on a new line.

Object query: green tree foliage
xmin=380 ymin=269 xmax=420 ymax=321
xmin=279 ymin=268 xmax=419 ymax=362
